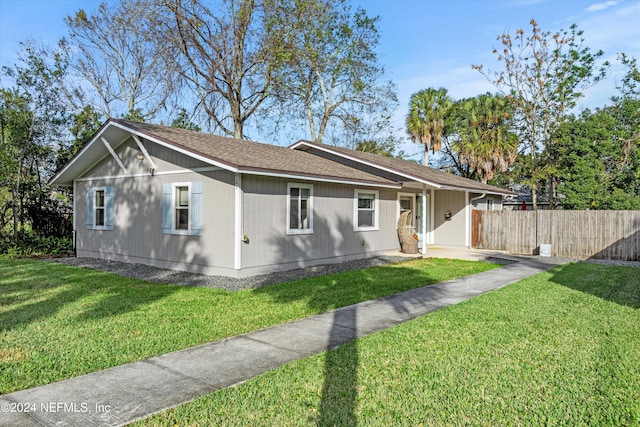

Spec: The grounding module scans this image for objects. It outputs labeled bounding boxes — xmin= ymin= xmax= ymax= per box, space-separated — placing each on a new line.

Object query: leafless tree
xmin=158 ymin=0 xmax=280 ymax=139
xmin=61 ymin=1 xmax=181 ymax=120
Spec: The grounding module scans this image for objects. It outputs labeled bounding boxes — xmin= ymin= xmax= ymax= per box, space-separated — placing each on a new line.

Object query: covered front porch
xmin=397 ymin=182 xmax=480 ymax=254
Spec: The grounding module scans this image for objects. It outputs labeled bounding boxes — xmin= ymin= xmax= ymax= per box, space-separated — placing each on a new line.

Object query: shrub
xmin=0 ymin=229 xmax=72 ymax=257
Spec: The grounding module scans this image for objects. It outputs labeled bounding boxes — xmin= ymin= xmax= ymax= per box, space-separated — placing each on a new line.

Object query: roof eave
xmin=290 ymin=140 xmax=444 ymax=189
xmin=238 ymin=167 xmax=401 ymax=189
xmin=291 ymin=140 xmax=516 ymax=196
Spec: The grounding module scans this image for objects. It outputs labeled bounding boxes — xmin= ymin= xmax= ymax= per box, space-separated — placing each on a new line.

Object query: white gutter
xmin=470 ymin=193 xmax=486 ymax=202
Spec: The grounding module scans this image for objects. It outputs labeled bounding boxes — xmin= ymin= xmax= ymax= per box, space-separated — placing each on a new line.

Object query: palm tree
xmin=406 ymin=87 xmax=452 ymax=165
xmin=454 ymin=93 xmax=518 ymax=183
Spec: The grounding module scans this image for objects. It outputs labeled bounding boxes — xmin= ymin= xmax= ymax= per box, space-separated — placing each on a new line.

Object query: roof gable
xmin=50 ymin=119 xmax=400 ymax=188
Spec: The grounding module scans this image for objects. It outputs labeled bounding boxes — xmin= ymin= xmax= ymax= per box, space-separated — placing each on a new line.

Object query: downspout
xmin=421 ymin=184 xmax=427 ymax=255
xmin=73 ymin=179 xmax=77 ymax=256
xmin=470 ymin=193 xmax=486 ymax=203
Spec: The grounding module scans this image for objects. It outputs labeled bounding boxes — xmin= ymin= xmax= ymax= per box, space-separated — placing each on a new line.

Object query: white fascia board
xmin=75 ymin=132 xmax=132 ymax=180
xmin=238 ymin=169 xmax=401 ymax=189
xmin=440 ymin=185 xmax=511 ymax=196
xmin=50 ymin=124 xmax=116 ymax=185
xmin=290 ymin=141 xmax=443 ymax=189
xmin=108 ymin=121 xmax=238 ymax=173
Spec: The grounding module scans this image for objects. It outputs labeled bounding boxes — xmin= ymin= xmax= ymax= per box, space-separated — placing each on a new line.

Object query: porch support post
xmin=234 ymin=173 xmax=243 ymax=271
xmin=465 ymin=191 xmax=470 ymax=247
xmin=421 ymin=184 xmax=427 ymax=255
xmin=430 ymin=189 xmax=435 ymax=244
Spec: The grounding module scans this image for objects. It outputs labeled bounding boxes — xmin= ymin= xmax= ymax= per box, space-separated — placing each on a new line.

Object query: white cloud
xmin=585 ymin=1 xmax=619 ymax=13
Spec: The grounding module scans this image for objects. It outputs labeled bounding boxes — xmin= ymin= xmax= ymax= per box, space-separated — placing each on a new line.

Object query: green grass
xmin=137 ymin=262 xmax=640 ymax=426
xmin=0 ymin=257 xmax=497 ymax=394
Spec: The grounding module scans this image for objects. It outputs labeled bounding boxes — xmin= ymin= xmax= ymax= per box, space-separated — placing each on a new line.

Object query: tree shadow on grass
xmin=548 ymin=262 xmax=640 ymax=309
xmin=253 ymin=247 xmax=459 ymax=425
xmin=0 ymin=259 xmax=179 ymax=332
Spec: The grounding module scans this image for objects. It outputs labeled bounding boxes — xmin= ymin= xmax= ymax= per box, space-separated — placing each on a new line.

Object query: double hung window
xmin=287 ymin=183 xmax=313 ymax=234
xmin=354 ymin=189 xmax=379 ymax=231
xmin=175 ymin=185 xmax=190 ymax=230
xmin=87 ymin=186 xmax=113 ymax=230
xmin=162 ymin=182 xmax=203 ymax=236
xmin=94 ymin=189 xmax=106 ymax=227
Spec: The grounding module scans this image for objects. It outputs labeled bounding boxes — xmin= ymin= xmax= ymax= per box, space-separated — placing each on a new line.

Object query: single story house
xmin=50 ymin=119 xmax=514 ymax=277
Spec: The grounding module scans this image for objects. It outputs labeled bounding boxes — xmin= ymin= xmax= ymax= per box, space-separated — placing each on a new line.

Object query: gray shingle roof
xmin=52 ymin=118 xmax=515 ymax=196
xmin=291 ymin=140 xmax=515 ymax=196
xmin=111 ymin=119 xmax=399 ymax=187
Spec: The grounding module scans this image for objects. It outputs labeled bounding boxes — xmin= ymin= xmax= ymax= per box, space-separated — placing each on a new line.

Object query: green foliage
xmin=474 ymin=20 xmax=608 ymax=209
xmin=171 ymin=108 xmax=201 ymax=131
xmin=453 ymin=93 xmax=519 ymax=184
xmin=406 ymin=87 xmax=453 ymax=165
xmin=56 ymin=105 xmax=102 ymax=169
xmin=0 ymin=230 xmax=72 ymax=257
xmin=614 ymin=53 xmax=640 ymax=100
xmin=122 ymin=108 xmax=146 ymax=122
xmin=354 ymin=140 xmax=397 ymax=157
xmin=553 ymin=100 xmax=640 ymax=209
xmin=1 ymin=41 xmax=71 ymax=243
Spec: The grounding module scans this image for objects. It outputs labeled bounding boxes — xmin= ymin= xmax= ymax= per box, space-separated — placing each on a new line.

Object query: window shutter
xmin=190 ymin=181 xmax=203 ymax=236
xmin=162 ymin=183 xmax=172 ymax=234
xmin=86 ymin=188 xmax=94 ymax=229
xmin=105 ymin=186 xmax=114 ymax=230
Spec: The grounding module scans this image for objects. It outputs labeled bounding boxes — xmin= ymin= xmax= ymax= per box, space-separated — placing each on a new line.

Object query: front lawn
xmin=0 ymin=257 xmax=497 ymax=394
xmin=138 ymin=262 xmax=640 ymax=426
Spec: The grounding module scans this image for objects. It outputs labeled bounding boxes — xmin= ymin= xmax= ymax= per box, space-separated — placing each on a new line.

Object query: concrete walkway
xmin=1 ymin=256 xmax=566 ymax=427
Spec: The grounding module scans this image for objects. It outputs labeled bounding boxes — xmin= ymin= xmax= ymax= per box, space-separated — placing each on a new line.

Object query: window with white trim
xmin=94 ymin=189 xmax=106 ymax=227
xmin=486 ymin=197 xmax=495 ymax=210
xmin=354 ymin=189 xmax=379 ymax=231
xmin=174 ymin=184 xmax=190 ymax=231
xmin=86 ymin=186 xmax=113 ymax=230
xmin=162 ymin=182 xmax=203 ymax=236
xmin=287 ymin=183 xmax=313 ymax=234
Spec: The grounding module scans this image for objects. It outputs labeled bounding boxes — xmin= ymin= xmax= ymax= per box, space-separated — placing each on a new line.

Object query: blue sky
xmin=1 ymin=0 xmax=639 ymax=158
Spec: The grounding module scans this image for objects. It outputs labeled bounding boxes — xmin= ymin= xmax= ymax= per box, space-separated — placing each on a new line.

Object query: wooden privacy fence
xmin=472 ymin=210 xmax=640 ymax=261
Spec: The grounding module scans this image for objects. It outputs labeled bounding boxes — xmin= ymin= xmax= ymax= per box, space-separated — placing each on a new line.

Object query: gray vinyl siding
xmin=75 ymin=139 xmax=237 ymax=276
xmin=80 ymin=138 xmax=212 ymax=179
xmin=240 ymin=175 xmax=400 ymax=275
xmin=470 ymin=194 xmax=503 ymax=210
xmin=433 ymin=190 xmax=467 ymax=246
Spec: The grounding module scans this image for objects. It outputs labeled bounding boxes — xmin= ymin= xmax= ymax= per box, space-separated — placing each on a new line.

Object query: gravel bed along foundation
xmin=49 ymin=255 xmax=413 ymax=291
